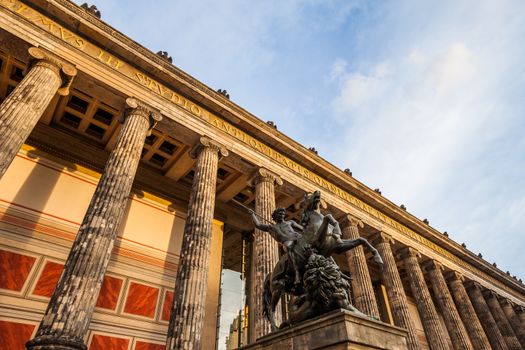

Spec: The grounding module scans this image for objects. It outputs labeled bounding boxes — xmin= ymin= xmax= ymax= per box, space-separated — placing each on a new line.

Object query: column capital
xmin=124 ymin=97 xmax=162 ymax=133
xmin=398 ymin=246 xmax=421 ymax=260
xmin=515 ymin=304 xmax=525 ymax=313
xmin=190 ymin=136 xmax=229 ymax=159
xmin=444 ymin=270 xmax=464 ymax=283
xmin=481 ymin=289 xmax=499 ymax=300
xmin=250 ymin=167 xmax=283 ymax=187
xmin=341 ymin=214 xmax=364 ymax=228
xmin=369 ymin=231 xmax=394 ymax=246
xmin=422 ymin=259 xmax=443 ymax=272
xmin=28 ymin=46 xmax=77 ymax=96
xmin=499 ymin=298 xmax=515 ymax=308
xmin=464 ymin=279 xmax=481 ymax=291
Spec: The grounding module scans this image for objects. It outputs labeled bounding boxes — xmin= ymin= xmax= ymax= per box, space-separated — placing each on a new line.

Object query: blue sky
xmin=84 ymin=1 xmax=525 ymax=281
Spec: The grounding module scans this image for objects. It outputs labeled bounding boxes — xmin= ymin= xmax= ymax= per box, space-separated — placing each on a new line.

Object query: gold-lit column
xmin=425 ymin=261 xmax=473 ymax=349
xmin=370 ymin=233 xmax=420 ymax=350
xmin=400 ymin=247 xmax=448 ymax=350
xmin=26 ymin=98 xmax=160 ymax=350
xmin=249 ymin=168 xmax=282 ymax=341
xmin=500 ymin=299 xmax=525 ymax=347
xmin=167 ymin=137 xmax=228 ymax=350
xmin=483 ymin=290 xmax=523 ymax=350
xmin=341 ymin=215 xmax=380 ymax=319
xmin=446 ymin=271 xmax=492 ymax=350
xmin=465 ymin=281 xmax=509 ymax=350
xmin=0 ymin=46 xmax=76 ymax=179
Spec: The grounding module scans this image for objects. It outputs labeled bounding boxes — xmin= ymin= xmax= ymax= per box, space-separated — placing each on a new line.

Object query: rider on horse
xmin=249 ymin=207 xmax=304 ymax=286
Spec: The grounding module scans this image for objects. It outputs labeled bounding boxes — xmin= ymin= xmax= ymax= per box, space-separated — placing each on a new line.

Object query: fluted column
xmin=167 ymin=137 xmax=228 ymax=350
xmin=515 ymin=305 xmax=525 ymax=328
xmin=500 ymin=299 xmax=525 ymax=347
xmin=370 ymin=232 xmax=420 ymax=350
xmin=424 ymin=261 xmax=472 ymax=349
xmin=26 ymin=98 xmax=160 ymax=350
xmin=341 ymin=215 xmax=380 ymax=319
xmin=249 ymin=168 xmax=282 ymax=341
xmin=399 ymin=247 xmax=448 ymax=350
xmin=0 ymin=46 xmax=76 ymax=179
xmin=446 ymin=271 xmax=492 ymax=350
xmin=483 ymin=290 xmax=523 ymax=350
xmin=465 ymin=281 xmax=509 ymax=350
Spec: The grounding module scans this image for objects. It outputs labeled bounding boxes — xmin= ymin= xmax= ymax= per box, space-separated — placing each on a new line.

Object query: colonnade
xmin=0 ymin=47 xmax=524 ymax=350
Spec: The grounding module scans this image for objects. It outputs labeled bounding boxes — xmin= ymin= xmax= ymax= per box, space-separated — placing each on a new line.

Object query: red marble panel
xmin=134 ymin=341 xmax=166 ymax=350
xmin=33 ymin=261 xmax=64 ymax=297
xmin=0 ymin=249 xmax=36 ymax=291
xmin=161 ymin=290 xmax=173 ymax=321
xmin=89 ymin=334 xmax=129 ymax=350
xmin=123 ymin=282 xmax=159 ymax=318
xmin=95 ymin=275 xmax=123 ymax=310
xmin=0 ymin=320 xmax=35 ymax=350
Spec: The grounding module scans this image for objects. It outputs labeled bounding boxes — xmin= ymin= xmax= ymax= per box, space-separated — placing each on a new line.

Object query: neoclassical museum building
xmin=0 ymin=1 xmax=524 ymax=350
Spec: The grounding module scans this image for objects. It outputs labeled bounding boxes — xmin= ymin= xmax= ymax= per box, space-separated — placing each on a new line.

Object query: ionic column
xmin=26 ymin=98 xmax=160 ymax=350
xmin=465 ymin=281 xmax=509 ymax=350
xmin=483 ymin=290 xmax=523 ymax=350
xmin=399 ymin=247 xmax=448 ymax=350
xmin=249 ymin=168 xmax=282 ymax=341
xmin=167 ymin=137 xmax=228 ymax=350
xmin=515 ymin=305 xmax=525 ymax=328
xmin=0 ymin=46 xmax=76 ymax=179
xmin=341 ymin=215 xmax=380 ymax=319
xmin=446 ymin=271 xmax=492 ymax=350
xmin=424 ymin=261 xmax=473 ymax=349
xmin=500 ymin=299 xmax=525 ymax=347
xmin=370 ymin=233 xmax=420 ymax=350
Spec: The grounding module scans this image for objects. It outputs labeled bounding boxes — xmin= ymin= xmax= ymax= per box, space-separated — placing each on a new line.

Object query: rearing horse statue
xmin=261 ymin=190 xmax=383 ymax=330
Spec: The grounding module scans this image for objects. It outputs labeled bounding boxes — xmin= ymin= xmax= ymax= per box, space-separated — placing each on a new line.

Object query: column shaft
xmin=27 ymin=98 xmax=158 ymax=350
xmin=371 ymin=233 xmax=420 ymax=350
xmin=484 ymin=291 xmax=523 ymax=350
xmin=167 ymin=137 xmax=228 ymax=350
xmin=425 ymin=262 xmax=472 ymax=350
xmin=249 ymin=168 xmax=282 ymax=341
xmin=0 ymin=47 xmax=76 ymax=178
xmin=447 ymin=272 xmax=491 ymax=350
xmin=515 ymin=306 xmax=525 ymax=329
xmin=341 ymin=215 xmax=380 ymax=319
xmin=501 ymin=300 xmax=525 ymax=347
xmin=400 ymin=248 xmax=448 ymax=350
xmin=466 ymin=281 xmax=509 ymax=350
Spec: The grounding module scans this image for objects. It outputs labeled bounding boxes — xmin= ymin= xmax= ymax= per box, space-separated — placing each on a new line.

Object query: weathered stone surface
xmin=446 ymin=271 xmax=492 ymax=350
xmin=465 ymin=281 xmax=509 ymax=350
xmin=0 ymin=46 xmax=76 ymax=179
xmin=424 ymin=261 xmax=473 ymax=350
xmin=370 ymin=232 xmax=420 ymax=350
xmin=26 ymin=97 xmax=159 ymax=350
xmin=167 ymin=136 xmax=228 ymax=350
xmin=249 ymin=168 xmax=283 ymax=341
xmin=341 ymin=215 xmax=380 ymax=319
xmin=514 ymin=305 xmax=525 ymax=330
xmin=500 ymin=299 xmax=525 ymax=347
xmin=399 ymin=247 xmax=448 ymax=350
xmin=240 ymin=309 xmax=409 ymax=350
xmin=483 ymin=290 xmax=523 ymax=350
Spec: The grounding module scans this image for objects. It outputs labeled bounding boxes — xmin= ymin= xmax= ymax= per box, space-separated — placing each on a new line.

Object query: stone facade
xmin=0 ymin=1 xmax=522 ymax=350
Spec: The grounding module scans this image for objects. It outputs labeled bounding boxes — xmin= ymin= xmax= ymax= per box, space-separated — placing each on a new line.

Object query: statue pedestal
xmin=241 ymin=309 xmax=408 ymax=350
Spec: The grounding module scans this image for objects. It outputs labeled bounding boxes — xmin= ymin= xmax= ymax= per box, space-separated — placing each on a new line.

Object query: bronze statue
xmin=249 ymin=207 xmax=303 ymax=286
xmin=249 ymin=190 xmax=384 ymax=330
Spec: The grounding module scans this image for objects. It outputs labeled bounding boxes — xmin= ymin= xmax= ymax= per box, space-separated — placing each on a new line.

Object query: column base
xmin=26 ymin=336 xmax=87 ymax=350
xmin=240 ymin=309 xmax=409 ymax=350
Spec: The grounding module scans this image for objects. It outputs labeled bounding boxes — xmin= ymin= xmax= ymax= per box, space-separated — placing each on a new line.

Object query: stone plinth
xmin=240 ymin=309 xmax=408 ymax=350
